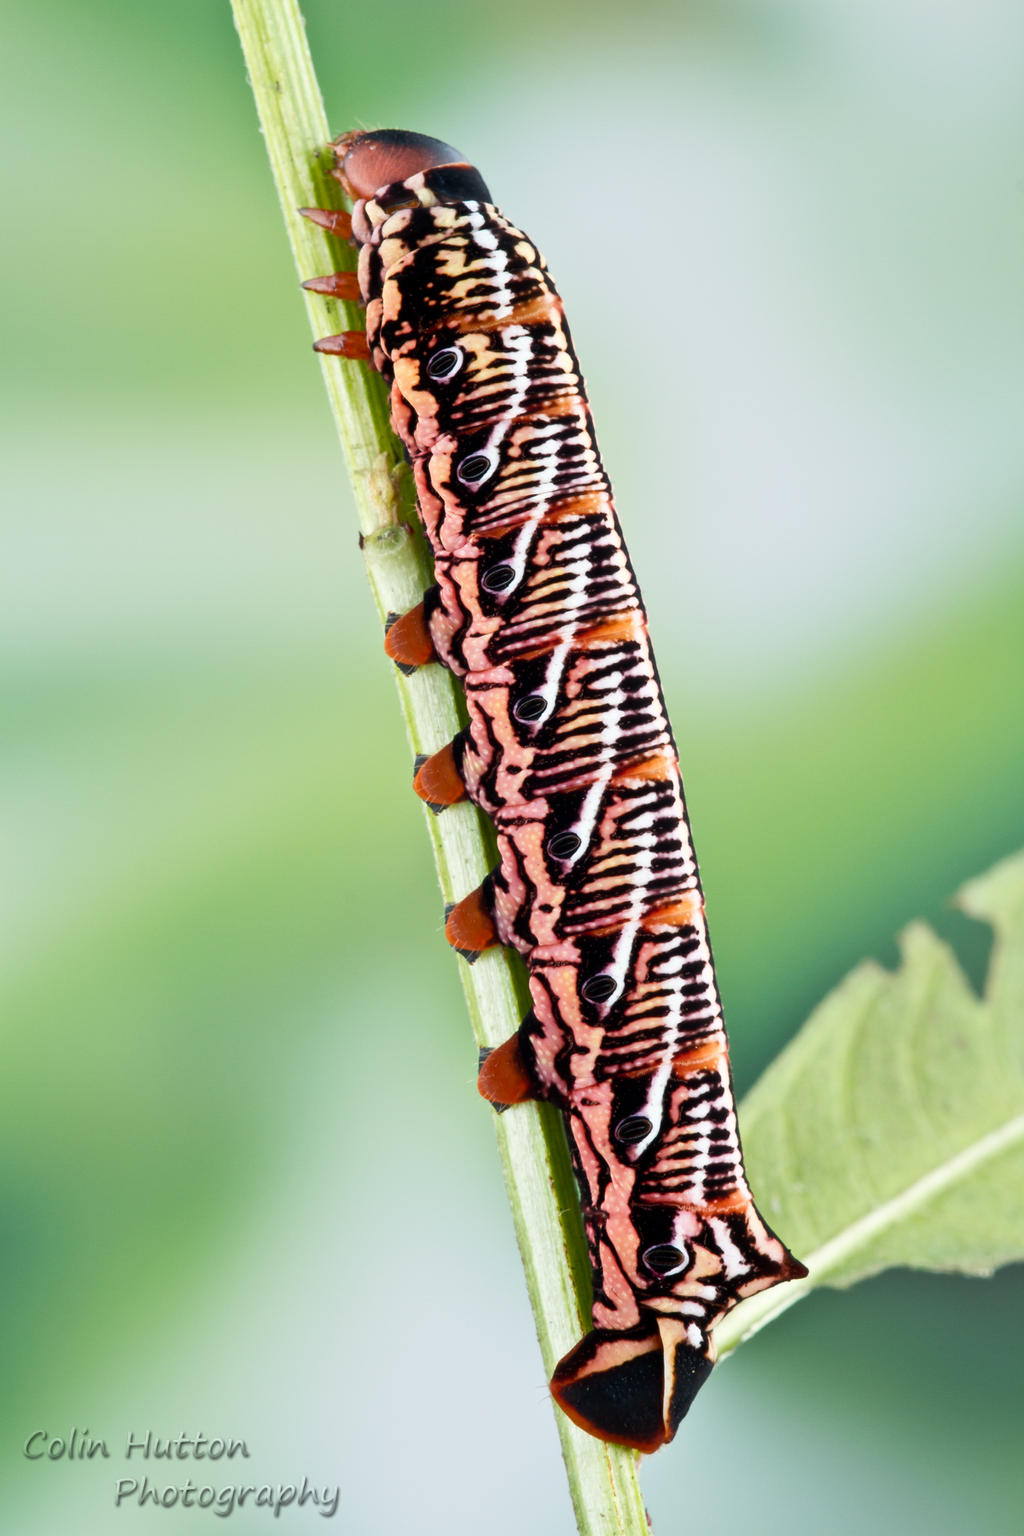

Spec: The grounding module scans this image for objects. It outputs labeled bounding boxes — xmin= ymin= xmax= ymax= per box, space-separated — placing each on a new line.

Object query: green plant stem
xmin=230 ymin=1 xmax=651 ymax=1528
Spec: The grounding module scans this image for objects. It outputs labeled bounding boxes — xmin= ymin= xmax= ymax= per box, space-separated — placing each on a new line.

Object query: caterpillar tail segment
xmin=550 ymin=1319 xmax=714 ymax=1454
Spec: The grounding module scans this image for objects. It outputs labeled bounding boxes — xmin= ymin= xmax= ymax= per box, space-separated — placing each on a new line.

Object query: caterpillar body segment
xmin=304 ymin=128 xmax=804 ymax=1452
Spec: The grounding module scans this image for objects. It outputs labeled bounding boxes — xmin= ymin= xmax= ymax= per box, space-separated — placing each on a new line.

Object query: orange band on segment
xmin=445 ymin=886 xmax=498 ymax=954
xmin=413 ymin=742 xmax=466 ymax=808
xmin=612 ymin=753 xmax=678 ymax=787
xmin=670 ymin=1039 xmax=727 ymax=1078
xmin=543 ymin=490 xmax=613 ymax=522
xmin=637 ymin=1189 xmax=748 ymax=1215
xmin=703 ymin=1191 xmax=751 ymax=1215
xmin=573 ymin=612 xmax=648 ymax=648
xmin=462 ymin=490 xmax=615 ymax=546
xmin=444 ymin=293 xmax=564 ymax=336
xmin=384 ymin=602 xmax=435 ymax=668
xmin=509 ymin=616 xmax=642 ymax=666
xmin=564 ymin=889 xmax=704 ymax=945
xmin=641 ymin=891 xmax=705 ymax=929
xmin=519 ymin=395 xmax=583 ymax=421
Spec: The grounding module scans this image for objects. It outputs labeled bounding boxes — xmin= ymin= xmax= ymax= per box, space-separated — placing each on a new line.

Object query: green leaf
xmin=715 ymin=848 xmax=1024 ymax=1353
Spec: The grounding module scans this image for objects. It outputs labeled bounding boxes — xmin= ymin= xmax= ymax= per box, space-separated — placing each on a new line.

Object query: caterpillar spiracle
xmin=301 ymin=129 xmax=805 ymax=1454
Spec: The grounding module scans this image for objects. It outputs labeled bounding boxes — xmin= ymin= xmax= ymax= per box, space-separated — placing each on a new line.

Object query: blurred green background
xmin=3 ymin=1 xmax=1023 ymax=1531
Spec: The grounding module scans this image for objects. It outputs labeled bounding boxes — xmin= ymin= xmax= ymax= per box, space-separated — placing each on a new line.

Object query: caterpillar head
xmin=332 ymin=129 xmax=492 ymax=241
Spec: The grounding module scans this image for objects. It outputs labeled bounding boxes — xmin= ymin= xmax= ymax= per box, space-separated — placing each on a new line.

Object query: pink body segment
xmin=304 ymin=129 xmax=804 ymax=1453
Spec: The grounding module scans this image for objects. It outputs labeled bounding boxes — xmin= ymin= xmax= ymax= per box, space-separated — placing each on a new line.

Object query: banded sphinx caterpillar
xmin=303 ymin=129 xmax=803 ymax=1453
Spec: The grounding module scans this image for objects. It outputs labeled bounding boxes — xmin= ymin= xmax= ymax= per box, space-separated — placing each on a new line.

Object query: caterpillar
xmin=302 ymin=129 xmax=805 ymax=1454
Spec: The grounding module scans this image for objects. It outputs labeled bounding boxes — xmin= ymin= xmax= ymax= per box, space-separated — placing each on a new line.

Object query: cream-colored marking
xmin=676 ymin=1300 xmax=709 ymax=1317
xmin=610 ymin=792 xmax=677 ymax=1161
xmin=656 ymin=1315 xmax=687 ymax=1433
xmin=708 ymin=1217 xmax=750 ymax=1281
xmin=517 ymin=417 xmax=608 ymax=728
